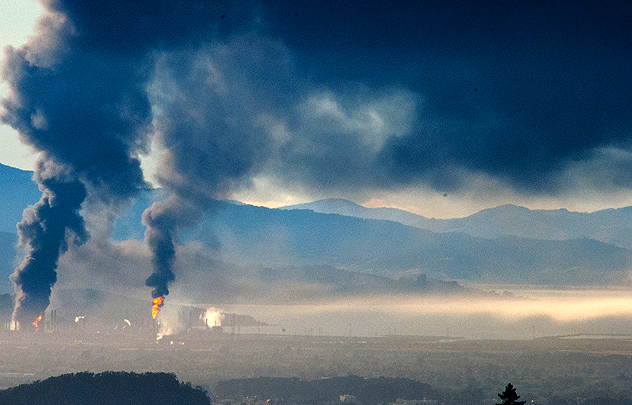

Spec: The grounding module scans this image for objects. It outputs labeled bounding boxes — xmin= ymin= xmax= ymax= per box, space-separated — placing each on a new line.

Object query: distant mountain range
xmin=281 ymin=198 xmax=632 ymax=249
xmin=2 ymin=163 xmax=632 ymax=289
xmin=181 ymin=202 xmax=632 ymax=285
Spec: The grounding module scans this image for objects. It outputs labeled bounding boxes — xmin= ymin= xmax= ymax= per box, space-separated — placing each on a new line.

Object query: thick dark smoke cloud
xmin=45 ymin=0 xmax=255 ymax=54
xmin=2 ymin=0 xmax=259 ymax=314
xmin=1 ymin=2 xmax=153 ymax=326
xmin=143 ymin=37 xmax=284 ymax=299
xmin=142 ymin=0 xmax=632 ymax=298
xmin=11 ymin=166 xmax=87 ymax=323
xmin=2 ymin=0 xmax=263 ymax=321
xmin=259 ymin=1 xmax=632 ymax=194
xmin=3 ymin=0 xmax=632 ymax=310
xmin=139 ymin=1 xmax=632 ymax=202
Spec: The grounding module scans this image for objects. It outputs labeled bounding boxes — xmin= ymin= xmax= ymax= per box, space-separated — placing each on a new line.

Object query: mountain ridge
xmin=280 ymin=198 xmax=632 ymax=248
xmin=2 ymin=164 xmax=632 ymax=287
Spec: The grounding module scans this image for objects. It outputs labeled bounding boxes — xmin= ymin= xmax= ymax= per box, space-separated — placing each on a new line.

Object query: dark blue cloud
xmin=256 ymin=0 xmax=632 ymax=191
xmin=11 ymin=173 xmax=87 ymax=323
xmin=142 ymin=0 xmax=632 ymax=197
xmin=46 ymin=0 xmax=259 ymax=53
xmin=4 ymin=0 xmax=632 ymax=315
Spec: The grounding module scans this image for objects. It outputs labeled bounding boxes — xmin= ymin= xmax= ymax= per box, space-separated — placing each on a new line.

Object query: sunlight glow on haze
xmin=255 ymin=290 xmax=632 ymax=323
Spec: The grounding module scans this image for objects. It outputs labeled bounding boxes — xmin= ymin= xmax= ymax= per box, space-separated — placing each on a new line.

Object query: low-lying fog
xmin=209 ymin=287 xmax=632 ymax=340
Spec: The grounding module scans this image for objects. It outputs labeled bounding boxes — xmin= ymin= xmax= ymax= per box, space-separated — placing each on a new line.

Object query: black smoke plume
xmin=4 ymin=0 xmax=259 ymax=316
xmin=143 ymin=196 xmax=201 ymax=299
xmin=11 ymin=171 xmax=87 ymax=324
xmin=142 ymin=41 xmax=277 ymax=303
xmin=1 ymin=3 xmax=153 ymax=327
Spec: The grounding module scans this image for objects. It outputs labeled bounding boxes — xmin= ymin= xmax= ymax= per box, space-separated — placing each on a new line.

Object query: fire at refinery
xmin=32 ymin=315 xmax=42 ymax=331
xmin=0 ymin=288 xmax=268 ymax=340
xmin=151 ymin=296 xmax=165 ymax=319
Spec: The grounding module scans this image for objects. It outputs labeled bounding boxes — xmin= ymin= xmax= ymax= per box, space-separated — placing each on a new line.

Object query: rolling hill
xmin=1 ymin=163 xmax=632 ymax=287
xmin=281 ymin=199 xmax=632 ymax=249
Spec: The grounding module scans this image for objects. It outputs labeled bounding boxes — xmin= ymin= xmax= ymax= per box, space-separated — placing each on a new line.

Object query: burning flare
xmin=152 ymin=296 xmax=165 ymax=319
xmin=32 ymin=315 xmax=42 ymax=331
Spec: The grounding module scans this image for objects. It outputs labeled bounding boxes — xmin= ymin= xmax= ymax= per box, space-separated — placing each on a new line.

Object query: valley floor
xmin=1 ymin=330 xmax=632 ymax=404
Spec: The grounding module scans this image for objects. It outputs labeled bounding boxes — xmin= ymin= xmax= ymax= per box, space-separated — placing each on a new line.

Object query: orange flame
xmin=151 ymin=296 xmax=164 ymax=319
xmin=32 ymin=315 xmax=42 ymax=331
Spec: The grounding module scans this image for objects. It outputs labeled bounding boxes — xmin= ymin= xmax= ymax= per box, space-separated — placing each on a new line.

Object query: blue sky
xmin=2 ymin=1 xmax=632 ymax=218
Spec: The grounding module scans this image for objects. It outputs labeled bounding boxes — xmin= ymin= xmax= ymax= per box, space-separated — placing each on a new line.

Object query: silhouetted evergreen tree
xmin=497 ymin=383 xmax=526 ymax=405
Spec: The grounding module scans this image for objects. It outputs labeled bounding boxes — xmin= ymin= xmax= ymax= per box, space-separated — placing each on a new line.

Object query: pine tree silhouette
xmin=497 ymin=383 xmax=526 ymax=405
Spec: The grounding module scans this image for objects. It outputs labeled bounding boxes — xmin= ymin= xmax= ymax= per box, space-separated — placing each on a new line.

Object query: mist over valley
xmin=0 ymin=164 xmax=631 ymax=341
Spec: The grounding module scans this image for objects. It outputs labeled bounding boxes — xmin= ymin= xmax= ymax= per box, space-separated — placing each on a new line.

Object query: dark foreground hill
xmin=0 ymin=371 xmax=210 ymax=405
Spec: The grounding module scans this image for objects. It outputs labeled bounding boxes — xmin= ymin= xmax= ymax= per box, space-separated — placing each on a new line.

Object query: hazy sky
xmin=0 ymin=0 xmax=42 ymax=168
xmin=2 ymin=1 xmax=632 ymax=218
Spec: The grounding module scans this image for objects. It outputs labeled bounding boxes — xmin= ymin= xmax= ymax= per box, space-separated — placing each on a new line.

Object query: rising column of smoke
xmin=144 ymin=195 xmax=201 ymax=301
xmin=3 ymin=0 xmax=259 ymax=324
xmin=11 ymin=167 xmax=88 ymax=324
xmin=142 ymin=42 xmax=281 ymax=307
xmin=1 ymin=6 xmax=153 ymax=328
